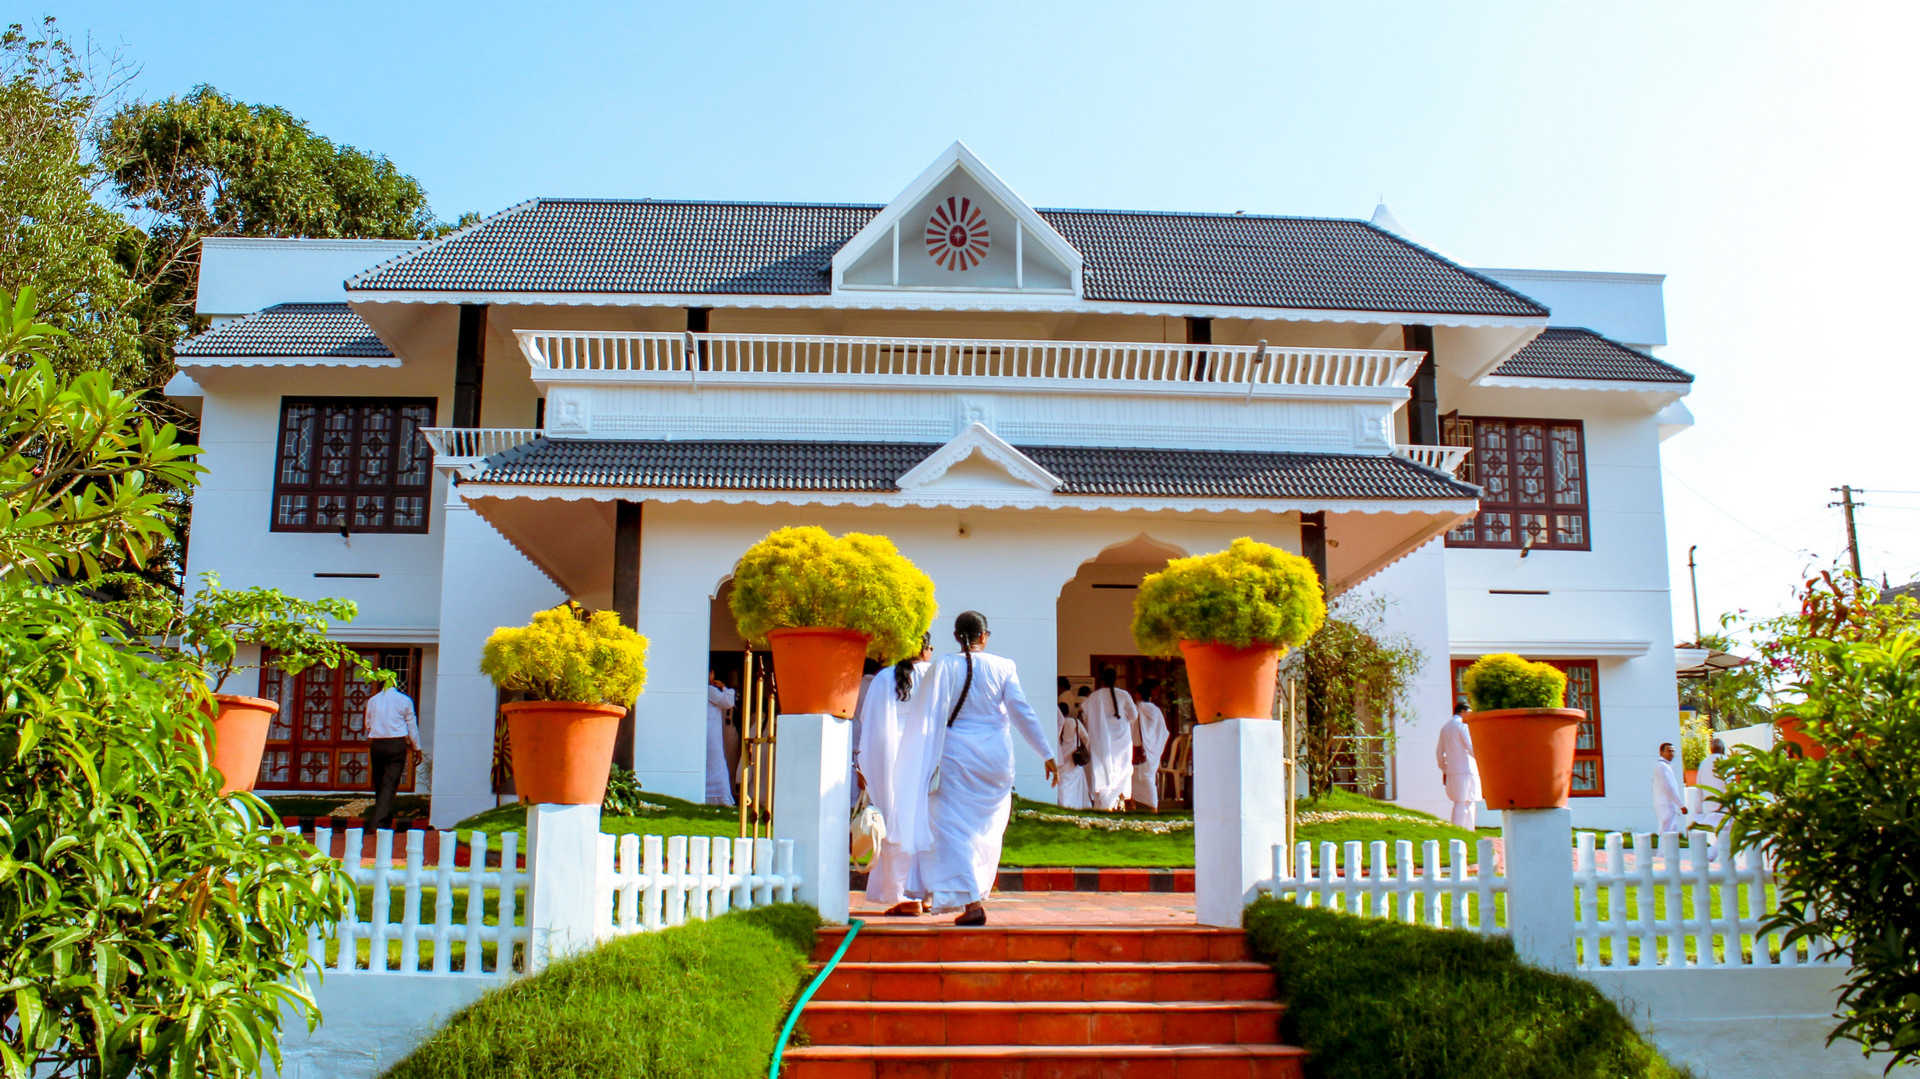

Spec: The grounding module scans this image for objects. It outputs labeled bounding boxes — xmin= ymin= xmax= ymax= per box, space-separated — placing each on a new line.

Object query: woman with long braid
xmin=855 ymin=633 xmax=935 ymax=915
xmin=914 ymin=611 xmax=1058 ymax=925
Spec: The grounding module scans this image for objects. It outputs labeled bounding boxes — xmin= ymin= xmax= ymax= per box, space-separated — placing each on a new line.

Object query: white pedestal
xmin=1502 ymin=807 xmax=1576 ymax=971
xmin=773 ymin=712 xmax=851 ymax=924
xmin=526 ymin=802 xmax=602 ymax=972
xmin=1194 ymin=718 xmax=1289 ymax=927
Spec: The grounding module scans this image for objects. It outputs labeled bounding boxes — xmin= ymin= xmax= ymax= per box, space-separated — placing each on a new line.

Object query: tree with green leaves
xmin=1675 ymin=626 xmax=1773 ymax=730
xmin=0 ymin=296 xmax=351 ymax=1078
xmin=1719 ymin=573 xmax=1920 ymax=1067
xmin=1294 ymin=596 xmax=1425 ymax=799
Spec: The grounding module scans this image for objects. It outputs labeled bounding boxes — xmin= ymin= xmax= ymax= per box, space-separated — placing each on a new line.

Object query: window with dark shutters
xmin=271 ymin=397 xmax=436 ymax=534
xmin=1444 ymin=416 xmax=1589 ymax=551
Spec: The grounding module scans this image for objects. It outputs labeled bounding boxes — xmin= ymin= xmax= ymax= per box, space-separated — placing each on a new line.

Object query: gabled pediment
xmin=833 ymin=142 xmax=1083 ymax=296
xmin=897 ymin=423 xmax=1063 ymax=497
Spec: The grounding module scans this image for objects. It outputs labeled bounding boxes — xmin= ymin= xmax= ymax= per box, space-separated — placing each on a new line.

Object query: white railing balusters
xmin=1392 ymin=444 xmax=1472 ymax=476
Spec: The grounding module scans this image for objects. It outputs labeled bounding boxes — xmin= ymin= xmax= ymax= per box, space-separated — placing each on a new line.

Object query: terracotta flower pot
xmin=207 ymin=693 xmax=278 ymax=795
xmin=768 ymin=627 xmax=870 ymax=718
xmin=1773 ymin=716 xmax=1827 ymax=760
xmin=503 ymin=700 xmax=626 ymax=804
xmin=1463 ymin=708 xmax=1585 ymax=809
xmin=1178 ymin=640 xmax=1280 ymax=723
xmin=1684 ymin=768 xmax=1699 ymax=785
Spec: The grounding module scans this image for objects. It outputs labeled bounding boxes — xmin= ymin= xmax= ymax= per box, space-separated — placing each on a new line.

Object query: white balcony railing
xmin=419 ymin=427 xmax=541 ymax=466
xmin=514 ymin=331 xmax=1424 ymax=393
xmin=1394 ymin=443 xmax=1472 ymax=477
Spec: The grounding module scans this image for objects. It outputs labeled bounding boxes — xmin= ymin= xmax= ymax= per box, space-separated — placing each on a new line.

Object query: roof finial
xmin=1370 ymin=198 xmax=1407 ymax=237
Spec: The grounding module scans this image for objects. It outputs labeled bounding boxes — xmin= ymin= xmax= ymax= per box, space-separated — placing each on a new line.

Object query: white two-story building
xmin=169 ymin=144 xmax=1692 ymax=831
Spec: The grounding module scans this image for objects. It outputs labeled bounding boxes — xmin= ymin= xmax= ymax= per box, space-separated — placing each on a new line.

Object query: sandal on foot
xmin=954 ymin=907 xmax=987 ymax=927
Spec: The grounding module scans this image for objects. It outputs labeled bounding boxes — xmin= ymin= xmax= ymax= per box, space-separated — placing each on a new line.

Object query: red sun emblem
xmin=925 ymin=196 xmax=991 ymax=271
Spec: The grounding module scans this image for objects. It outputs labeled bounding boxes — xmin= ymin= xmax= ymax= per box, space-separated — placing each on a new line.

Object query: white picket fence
xmin=1265 ymin=837 xmax=1507 ymax=934
xmin=312 ymin=827 xmax=528 ymax=978
xmin=597 ymin=833 xmax=799 ymax=936
xmin=1573 ymin=830 xmax=1842 ymax=970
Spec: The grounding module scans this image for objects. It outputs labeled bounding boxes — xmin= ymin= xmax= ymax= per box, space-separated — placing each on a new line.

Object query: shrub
xmin=728 ymin=525 xmax=936 ymax=663
xmin=110 ymin=571 xmax=374 ymax=693
xmin=1242 ymin=898 xmax=1688 ymax=1078
xmin=1461 ymin=653 xmax=1567 ymax=711
xmin=1295 ymin=597 xmax=1424 ymax=799
xmin=1720 ymin=573 xmax=1920 ymax=1065
xmin=383 ymin=905 xmax=820 ymax=1079
xmin=1679 ymin=711 xmax=1712 ymax=772
xmin=600 ymin=765 xmax=647 ymax=815
xmin=481 ymin=602 xmax=649 ymax=704
xmin=1130 ymin=537 xmax=1326 ymax=656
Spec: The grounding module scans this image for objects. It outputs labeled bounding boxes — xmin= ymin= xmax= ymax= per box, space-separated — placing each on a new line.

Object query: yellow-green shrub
xmin=480 ymin=602 xmax=649 ymax=704
xmin=728 ymin=526 xmax=935 ymax=663
xmin=1462 ymin=653 xmax=1566 ymax=712
xmin=1130 ymin=537 xmax=1326 ymax=655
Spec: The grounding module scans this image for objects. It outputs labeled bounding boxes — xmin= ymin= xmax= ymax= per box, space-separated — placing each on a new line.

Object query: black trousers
xmin=368 ymin=737 xmax=411 ymax=831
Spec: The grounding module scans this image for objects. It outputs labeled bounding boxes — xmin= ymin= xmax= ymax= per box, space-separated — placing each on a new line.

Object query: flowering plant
xmin=480 ymin=602 xmax=649 ymax=704
xmin=1461 ymin=653 xmax=1567 ymax=711
xmin=728 ymin=525 xmax=936 ymax=663
xmin=1130 ymin=537 xmax=1326 ymax=655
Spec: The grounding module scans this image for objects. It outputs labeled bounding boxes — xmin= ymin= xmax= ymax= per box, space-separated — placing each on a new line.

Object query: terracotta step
xmin=801 ymin=999 xmax=1285 ymax=1046
xmin=813 ymin=926 xmax=1247 ymax=964
xmin=815 ymin=961 xmax=1276 ymax=1003
xmin=781 ymin=1042 xmax=1309 ymax=1079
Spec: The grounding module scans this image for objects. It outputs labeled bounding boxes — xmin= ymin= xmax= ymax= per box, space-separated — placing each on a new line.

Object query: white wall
xmin=1353 ymin=539 xmax=1454 ymax=819
xmin=1579 ymin=967 xmax=1889 ymax=1078
xmin=269 ymin=972 xmax=502 ymax=1079
xmin=197 ymin=238 xmax=420 ymax=318
xmin=1475 ymin=267 xmax=1668 ymax=350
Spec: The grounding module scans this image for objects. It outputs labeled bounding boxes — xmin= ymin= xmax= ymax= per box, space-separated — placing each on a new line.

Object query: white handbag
xmin=851 ymin=792 xmax=887 ymax=859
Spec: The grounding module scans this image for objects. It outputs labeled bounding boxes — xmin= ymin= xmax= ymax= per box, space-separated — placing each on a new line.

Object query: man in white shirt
xmin=364 ymin=672 xmax=420 ymax=832
xmin=1652 ymin=741 xmax=1689 ymax=834
xmin=1435 ymin=697 xmax=1482 ymax=830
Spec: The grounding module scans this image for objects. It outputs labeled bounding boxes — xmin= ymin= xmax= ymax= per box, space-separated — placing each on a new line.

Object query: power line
xmin=1662 ymin=467 xmax=1806 ymax=555
xmin=1831 ymin=485 xmax=1864 ymax=580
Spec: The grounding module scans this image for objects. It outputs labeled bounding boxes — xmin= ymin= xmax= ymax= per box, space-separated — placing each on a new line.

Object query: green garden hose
xmin=768 ymin=918 xmax=864 ymax=1079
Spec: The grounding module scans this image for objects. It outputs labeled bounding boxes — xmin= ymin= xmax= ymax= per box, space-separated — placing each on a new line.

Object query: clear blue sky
xmin=40 ymin=0 xmax=1920 ymax=637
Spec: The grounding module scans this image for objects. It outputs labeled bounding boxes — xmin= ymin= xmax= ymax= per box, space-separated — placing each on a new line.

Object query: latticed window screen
xmin=1443 ymin=416 xmax=1589 ymax=550
xmin=1453 ymin=658 xmax=1604 ymax=796
xmin=258 ymin=647 xmax=422 ymax=791
xmin=272 ymin=398 xmax=435 ymax=533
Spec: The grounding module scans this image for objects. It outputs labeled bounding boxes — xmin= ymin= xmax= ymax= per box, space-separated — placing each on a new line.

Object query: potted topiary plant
xmin=1130 ymin=537 xmax=1327 ymax=722
xmin=728 ymin=525 xmax=936 ymax=718
xmin=121 ymin=573 xmax=373 ymax=794
xmin=481 ymin=602 xmax=649 ymax=804
xmin=1460 ymin=653 xmax=1586 ymax=809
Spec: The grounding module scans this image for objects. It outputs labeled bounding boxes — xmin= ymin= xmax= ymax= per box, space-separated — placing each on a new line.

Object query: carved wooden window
xmin=1444 ymin=416 xmax=1588 ymax=551
xmin=1453 ymin=657 xmax=1604 ymax=796
xmin=258 ymin=647 xmax=422 ymax=791
xmin=272 ymin=398 xmax=435 ymax=534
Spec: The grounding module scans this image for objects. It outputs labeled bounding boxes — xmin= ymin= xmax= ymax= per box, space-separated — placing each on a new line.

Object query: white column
xmin=1502 ymin=807 xmax=1576 ymax=971
xmin=525 ymin=802 xmax=603 ymax=972
xmin=772 ymin=712 xmax=851 ymax=924
xmin=1194 ymin=717 xmax=1290 ymax=927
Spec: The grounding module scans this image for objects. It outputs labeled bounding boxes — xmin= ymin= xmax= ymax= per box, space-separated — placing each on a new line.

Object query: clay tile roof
xmin=470 ymin=438 xmax=1479 ymax=501
xmin=1492 ymin=327 xmax=1691 ymax=384
xmin=174 ymin=303 xmax=392 ymax=359
xmin=346 ymin=199 xmax=1547 ymax=318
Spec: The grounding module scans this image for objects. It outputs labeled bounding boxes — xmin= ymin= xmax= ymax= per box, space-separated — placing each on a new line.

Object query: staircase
xmin=783 ymin=925 xmax=1307 ymax=1078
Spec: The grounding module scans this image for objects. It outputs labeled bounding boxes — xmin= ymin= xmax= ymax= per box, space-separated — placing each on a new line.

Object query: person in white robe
xmin=1056 ymin=697 xmax=1093 ymax=810
xmin=849 ymin=661 xmax=882 ymax=810
xmin=914 ymin=610 xmax=1058 ymax=925
xmin=856 ymin=635 xmax=934 ymax=914
xmin=1130 ymin=678 xmax=1171 ymax=811
xmin=1652 ymin=741 xmax=1689 ymax=834
xmin=1435 ymin=697 xmax=1482 ymax=830
xmin=705 ymin=672 xmax=737 ymax=806
xmin=1695 ymin=737 xmax=1728 ymax=854
xmin=1080 ymin=668 xmax=1138 ymax=811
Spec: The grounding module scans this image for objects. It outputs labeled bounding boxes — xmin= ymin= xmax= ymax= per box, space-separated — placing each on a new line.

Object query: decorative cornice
xmin=895 ymin=423 xmax=1063 ymax=493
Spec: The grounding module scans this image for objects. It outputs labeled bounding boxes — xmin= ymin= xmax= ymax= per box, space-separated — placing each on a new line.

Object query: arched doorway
xmin=1055 ymin=534 xmax=1195 ymax=808
xmin=709 ymin=577 xmax=780 ymax=833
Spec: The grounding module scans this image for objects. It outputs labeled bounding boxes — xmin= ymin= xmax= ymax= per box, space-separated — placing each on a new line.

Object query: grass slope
xmin=1243 ymin=897 xmax=1689 ymax=1079
xmin=381 ymin=904 xmax=818 ymax=1079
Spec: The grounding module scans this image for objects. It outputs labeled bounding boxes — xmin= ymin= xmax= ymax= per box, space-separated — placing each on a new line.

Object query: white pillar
xmin=772 ymin=712 xmax=851 ymax=924
xmin=1194 ymin=717 xmax=1290 ymax=927
xmin=525 ymin=802 xmax=603 ymax=972
xmin=1502 ymin=807 xmax=1576 ymax=971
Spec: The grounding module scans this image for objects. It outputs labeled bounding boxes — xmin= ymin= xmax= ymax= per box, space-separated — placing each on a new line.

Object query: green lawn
xmin=453 ymin=790 xmax=741 ymax=840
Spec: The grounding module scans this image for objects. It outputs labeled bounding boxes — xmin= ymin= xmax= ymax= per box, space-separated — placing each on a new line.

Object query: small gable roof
xmin=175 ymin=303 xmax=392 ymax=360
xmin=346 ymin=200 xmax=1546 ymax=318
xmin=1491 ymin=327 xmax=1692 ymax=384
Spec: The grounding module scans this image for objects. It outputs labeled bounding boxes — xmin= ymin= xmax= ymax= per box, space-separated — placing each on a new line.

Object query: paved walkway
xmin=850 ymin=891 xmax=1197 ymax=926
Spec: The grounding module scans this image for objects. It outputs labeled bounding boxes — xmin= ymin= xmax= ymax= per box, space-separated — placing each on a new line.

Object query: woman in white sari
xmin=855 ymin=634 xmax=934 ymax=915
xmin=1056 ymin=698 xmax=1093 ymax=810
xmin=915 ymin=611 xmax=1058 ymax=925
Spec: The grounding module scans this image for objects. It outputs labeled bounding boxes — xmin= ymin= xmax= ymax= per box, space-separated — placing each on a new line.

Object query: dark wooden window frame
xmin=1443 ymin=415 xmax=1591 ymax=552
xmin=270 ymin=396 xmax=436 ymax=535
xmin=1452 ymin=657 xmax=1606 ymax=797
xmin=258 ymin=646 xmax=424 ymax=792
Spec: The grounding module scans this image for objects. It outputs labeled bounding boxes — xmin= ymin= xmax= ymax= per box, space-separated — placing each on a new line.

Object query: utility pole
xmin=1687 ymin=544 xmax=1702 ymax=644
xmin=1830 ymin=485 xmax=1865 ymax=580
